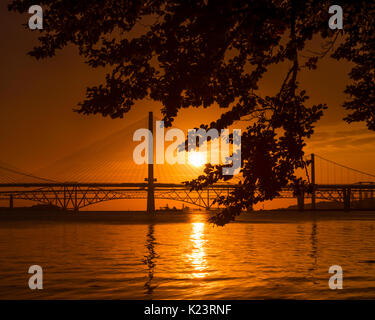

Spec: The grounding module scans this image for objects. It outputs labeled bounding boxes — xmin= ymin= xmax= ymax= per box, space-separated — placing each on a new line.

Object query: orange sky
xmin=1 ymin=5 xmax=375 ymax=210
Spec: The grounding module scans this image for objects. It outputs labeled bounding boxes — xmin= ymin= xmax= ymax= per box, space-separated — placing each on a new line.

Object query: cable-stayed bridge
xmin=1 ymin=113 xmax=375 ymax=212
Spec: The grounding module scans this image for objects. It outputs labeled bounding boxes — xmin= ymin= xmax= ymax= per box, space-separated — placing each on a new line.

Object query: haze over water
xmin=1 ymin=211 xmax=375 ymax=299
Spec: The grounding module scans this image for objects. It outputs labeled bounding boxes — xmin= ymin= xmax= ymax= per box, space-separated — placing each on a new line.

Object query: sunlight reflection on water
xmin=187 ymin=222 xmax=208 ymax=279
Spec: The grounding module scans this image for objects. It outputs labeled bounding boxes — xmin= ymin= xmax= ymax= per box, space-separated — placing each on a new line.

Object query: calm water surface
xmin=1 ymin=212 xmax=375 ymax=299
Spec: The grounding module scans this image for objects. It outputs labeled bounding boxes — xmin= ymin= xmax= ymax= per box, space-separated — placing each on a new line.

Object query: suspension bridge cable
xmin=0 ymin=165 xmax=58 ymax=183
xmin=315 ymin=154 xmax=375 ymax=179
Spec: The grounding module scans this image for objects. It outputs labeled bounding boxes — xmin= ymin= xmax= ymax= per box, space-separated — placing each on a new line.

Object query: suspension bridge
xmin=1 ymin=112 xmax=375 ymax=212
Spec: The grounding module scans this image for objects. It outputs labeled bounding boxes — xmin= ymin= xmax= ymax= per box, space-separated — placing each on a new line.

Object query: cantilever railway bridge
xmin=1 ymin=113 xmax=375 ymax=212
xmin=1 ymin=180 xmax=375 ymax=212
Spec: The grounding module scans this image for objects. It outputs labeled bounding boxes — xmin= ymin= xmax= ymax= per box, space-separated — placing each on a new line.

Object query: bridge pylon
xmin=146 ymin=111 xmax=156 ymax=214
xmin=311 ymin=153 xmax=316 ymax=210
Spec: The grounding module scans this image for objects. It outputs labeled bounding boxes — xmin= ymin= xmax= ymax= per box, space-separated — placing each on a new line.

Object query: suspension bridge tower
xmin=146 ymin=111 xmax=156 ymax=214
xmin=311 ymin=153 xmax=316 ymax=210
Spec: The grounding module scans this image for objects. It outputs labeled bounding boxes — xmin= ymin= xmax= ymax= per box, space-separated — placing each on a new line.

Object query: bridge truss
xmin=1 ymin=182 xmax=375 ymax=211
xmin=0 ymin=183 xmax=236 ymax=211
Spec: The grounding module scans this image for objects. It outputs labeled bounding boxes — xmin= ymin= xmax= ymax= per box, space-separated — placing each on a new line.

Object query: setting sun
xmin=188 ymin=151 xmax=206 ymax=167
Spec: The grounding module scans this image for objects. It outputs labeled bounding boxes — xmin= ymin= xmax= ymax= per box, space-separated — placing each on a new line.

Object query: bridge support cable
xmin=0 ymin=162 xmax=58 ymax=184
xmin=314 ymin=154 xmax=375 ymax=185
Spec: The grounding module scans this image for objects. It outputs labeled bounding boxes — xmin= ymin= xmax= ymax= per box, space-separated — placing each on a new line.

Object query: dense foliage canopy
xmin=9 ymin=0 xmax=375 ymax=224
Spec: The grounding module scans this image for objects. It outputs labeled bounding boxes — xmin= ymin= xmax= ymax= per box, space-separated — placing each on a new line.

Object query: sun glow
xmin=188 ymin=151 xmax=206 ymax=167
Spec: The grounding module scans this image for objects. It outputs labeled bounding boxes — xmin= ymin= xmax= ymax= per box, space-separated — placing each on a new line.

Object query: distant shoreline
xmin=1 ymin=207 xmax=375 ymax=224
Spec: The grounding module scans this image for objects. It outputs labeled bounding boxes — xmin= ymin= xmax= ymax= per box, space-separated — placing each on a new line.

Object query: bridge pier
xmin=205 ymin=189 xmax=210 ymax=210
xmin=343 ymin=187 xmax=351 ymax=211
xmin=9 ymin=194 xmax=13 ymax=209
xmin=73 ymin=185 xmax=79 ymax=212
xmin=297 ymin=192 xmax=304 ymax=211
xmin=63 ymin=185 xmax=67 ymax=210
